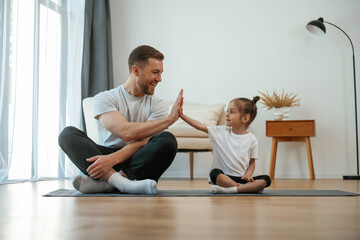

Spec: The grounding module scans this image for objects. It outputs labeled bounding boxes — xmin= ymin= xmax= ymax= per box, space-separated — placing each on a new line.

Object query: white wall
xmin=110 ymin=0 xmax=360 ymax=179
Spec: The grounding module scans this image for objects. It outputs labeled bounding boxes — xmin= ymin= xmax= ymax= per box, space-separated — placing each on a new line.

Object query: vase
xmin=273 ymin=107 xmax=290 ymax=120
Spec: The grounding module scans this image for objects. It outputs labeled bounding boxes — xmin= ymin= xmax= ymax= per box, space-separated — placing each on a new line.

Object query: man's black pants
xmin=58 ymin=126 xmax=177 ymax=182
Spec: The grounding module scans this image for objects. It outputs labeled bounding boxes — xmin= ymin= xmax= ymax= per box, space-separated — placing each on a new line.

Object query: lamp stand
xmin=343 ymin=53 xmax=360 ymax=179
xmin=325 ymin=22 xmax=360 ymax=180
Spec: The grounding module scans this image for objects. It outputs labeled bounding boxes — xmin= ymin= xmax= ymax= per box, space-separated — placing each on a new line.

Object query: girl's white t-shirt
xmin=207 ymin=125 xmax=258 ymax=177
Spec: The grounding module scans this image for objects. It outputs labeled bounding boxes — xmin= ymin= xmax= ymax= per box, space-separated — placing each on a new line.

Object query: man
xmin=59 ymin=45 xmax=183 ymax=194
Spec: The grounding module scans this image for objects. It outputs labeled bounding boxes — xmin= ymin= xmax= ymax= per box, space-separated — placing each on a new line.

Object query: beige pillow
xmin=167 ymin=125 xmax=208 ymax=137
xmin=168 ymin=101 xmax=226 ymax=127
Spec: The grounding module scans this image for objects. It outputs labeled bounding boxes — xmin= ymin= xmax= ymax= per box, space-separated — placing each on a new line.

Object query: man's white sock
xmin=108 ymin=172 xmax=158 ymax=195
xmin=73 ymin=175 xmax=115 ymax=193
xmin=210 ymin=185 xmax=238 ymax=194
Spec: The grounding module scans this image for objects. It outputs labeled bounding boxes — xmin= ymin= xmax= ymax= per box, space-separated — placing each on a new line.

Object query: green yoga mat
xmin=43 ymin=189 xmax=360 ymax=197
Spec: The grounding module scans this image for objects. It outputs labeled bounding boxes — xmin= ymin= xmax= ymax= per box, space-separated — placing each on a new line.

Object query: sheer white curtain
xmin=0 ymin=0 xmax=85 ymax=183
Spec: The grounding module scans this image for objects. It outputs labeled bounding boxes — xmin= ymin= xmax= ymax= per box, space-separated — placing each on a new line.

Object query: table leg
xmin=269 ymin=138 xmax=278 ymax=179
xmin=305 ymin=137 xmax=315 ymax=180
xmin=189 ymin=152 xmax=194 ymax=180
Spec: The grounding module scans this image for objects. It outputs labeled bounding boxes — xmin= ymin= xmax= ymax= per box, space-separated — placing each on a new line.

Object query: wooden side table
xmin=266 ymin=120 xmax=316 ymax=180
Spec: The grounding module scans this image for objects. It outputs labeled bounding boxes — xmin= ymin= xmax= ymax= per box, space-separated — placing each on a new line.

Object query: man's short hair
xmin=128 ymin=45 xmax=164 ymax=73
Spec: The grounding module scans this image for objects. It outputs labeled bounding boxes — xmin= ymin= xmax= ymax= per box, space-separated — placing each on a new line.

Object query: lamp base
xmin=343 ymin=175 xmax=360 ymax=180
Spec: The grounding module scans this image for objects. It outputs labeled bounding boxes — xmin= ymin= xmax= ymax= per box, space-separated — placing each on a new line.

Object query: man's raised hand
xmin=169 ymin=89 xmax=183 ymax=123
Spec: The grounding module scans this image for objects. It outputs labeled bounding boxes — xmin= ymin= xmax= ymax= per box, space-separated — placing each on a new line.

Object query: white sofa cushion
xmin=83 ymin=97 xmax=98 ymax=143
xmin=166 ymin=101 xmax=226 ymax=137
xmin=167 ymin=125 xmax=208 ymax=137
xmin=176 ymin=137 xmax=213 ymax=150
xmin=172 ymin=102 xmax=226 ymax=126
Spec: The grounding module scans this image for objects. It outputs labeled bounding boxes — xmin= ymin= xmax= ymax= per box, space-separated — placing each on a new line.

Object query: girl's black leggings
xmin=210 ymin=168 xmax=272 ymax=187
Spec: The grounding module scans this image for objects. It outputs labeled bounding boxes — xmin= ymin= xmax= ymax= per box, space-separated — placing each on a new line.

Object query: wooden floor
xmin=0 ymin=179 xmax=359 ymax=240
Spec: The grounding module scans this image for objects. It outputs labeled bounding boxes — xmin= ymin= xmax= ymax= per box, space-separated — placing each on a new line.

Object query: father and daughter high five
xmin=58 ymin=45 xmax=271 ymax=195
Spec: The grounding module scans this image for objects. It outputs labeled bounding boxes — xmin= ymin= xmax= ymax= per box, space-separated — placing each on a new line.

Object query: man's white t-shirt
xmin=93 ymin=85 xmax=168 ymax=148
xmin=207 ymin=125 xmax=258 ymax=177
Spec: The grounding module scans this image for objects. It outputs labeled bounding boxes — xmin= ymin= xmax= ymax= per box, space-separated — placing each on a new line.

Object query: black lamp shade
xmin=306 ymin=17 xmax=326 ymax=36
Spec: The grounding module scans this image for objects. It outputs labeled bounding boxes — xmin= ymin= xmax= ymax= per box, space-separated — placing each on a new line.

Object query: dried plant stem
xmin=258 ymin=89 xmax=300 ymax=110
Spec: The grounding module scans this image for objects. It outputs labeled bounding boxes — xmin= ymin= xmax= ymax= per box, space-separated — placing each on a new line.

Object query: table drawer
xmin=266 ymin=120 xmax=315 ymax=137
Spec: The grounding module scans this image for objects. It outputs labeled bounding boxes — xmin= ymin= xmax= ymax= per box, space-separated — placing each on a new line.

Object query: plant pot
xmin=273 ymin=107 xmax=290 ymax=120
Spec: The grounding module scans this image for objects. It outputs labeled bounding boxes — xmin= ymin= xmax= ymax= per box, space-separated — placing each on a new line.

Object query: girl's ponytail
xmin=252 ymin=96 xmax=260 ymax=105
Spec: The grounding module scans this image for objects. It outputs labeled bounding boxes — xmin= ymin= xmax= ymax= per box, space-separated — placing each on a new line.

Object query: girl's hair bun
xmin=252 ymin=96 xmax=260 ymax=104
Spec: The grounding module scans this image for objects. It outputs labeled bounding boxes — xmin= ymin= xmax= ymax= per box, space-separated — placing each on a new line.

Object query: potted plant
xmin=258 ymin=89 xmax=300 ymax=120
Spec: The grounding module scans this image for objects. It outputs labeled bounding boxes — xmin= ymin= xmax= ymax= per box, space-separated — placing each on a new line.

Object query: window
xmin=1 ymin=0 xmax=84 ymax=183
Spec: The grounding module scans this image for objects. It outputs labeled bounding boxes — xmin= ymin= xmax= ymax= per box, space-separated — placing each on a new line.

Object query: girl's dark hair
xmin=128 ymin=45 xmax=164 ymax=73
xmin=231 ymin=96 xmax=260 ymax=128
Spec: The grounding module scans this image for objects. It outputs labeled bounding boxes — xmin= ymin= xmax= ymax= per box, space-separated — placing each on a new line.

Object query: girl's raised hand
xmin=169 ymin=89 xmax=183 ymax=123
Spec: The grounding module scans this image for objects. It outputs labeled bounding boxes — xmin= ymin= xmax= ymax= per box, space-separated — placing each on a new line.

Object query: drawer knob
xmin=288 ymin=127 xmax=292 ymax=130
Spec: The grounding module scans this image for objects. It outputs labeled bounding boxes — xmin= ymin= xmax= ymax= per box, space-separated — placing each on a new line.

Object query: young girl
xmin=180 ymin=96 xmax=271 ymax=194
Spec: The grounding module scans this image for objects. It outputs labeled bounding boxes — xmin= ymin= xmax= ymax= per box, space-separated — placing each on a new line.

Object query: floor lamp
xmin=306 ymin=17 xmax=360 ymax=180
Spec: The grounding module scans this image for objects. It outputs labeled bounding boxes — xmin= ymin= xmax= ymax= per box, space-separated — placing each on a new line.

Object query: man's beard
xmin=137 ymin=79 xmax=154 ymax=95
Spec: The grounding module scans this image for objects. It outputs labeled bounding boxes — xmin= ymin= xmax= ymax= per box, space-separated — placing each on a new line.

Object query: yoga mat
xmin=43 ymin=189 xmax=360 ymax=197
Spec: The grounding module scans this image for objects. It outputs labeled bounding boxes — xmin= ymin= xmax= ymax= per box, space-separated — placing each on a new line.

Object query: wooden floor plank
xmin=0 ymin=179 xmax=359 ymax=240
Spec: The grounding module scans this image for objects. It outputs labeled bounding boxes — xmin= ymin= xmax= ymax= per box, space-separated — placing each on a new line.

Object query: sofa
xmin=83 ymin=98 xmax=226 ymax=179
